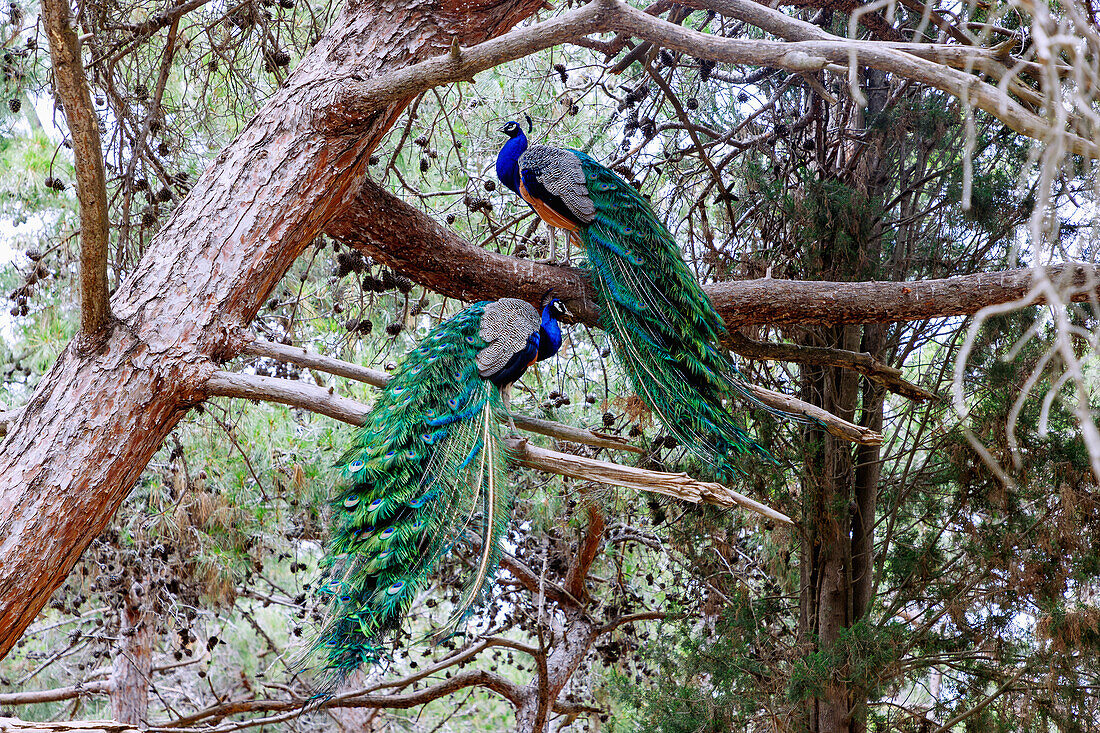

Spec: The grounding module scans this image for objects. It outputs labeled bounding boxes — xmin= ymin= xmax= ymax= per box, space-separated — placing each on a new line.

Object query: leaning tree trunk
xmin=0 ymin=0 xmax=543 ymax=659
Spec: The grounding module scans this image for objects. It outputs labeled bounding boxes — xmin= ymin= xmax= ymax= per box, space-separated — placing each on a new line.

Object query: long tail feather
xmin=306 ymin=304 xmax=513 ymax=696
xmin=575 ymin=152 xmax=809 ymax=476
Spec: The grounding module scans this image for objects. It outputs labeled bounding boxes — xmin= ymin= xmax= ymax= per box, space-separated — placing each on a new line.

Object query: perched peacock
xmin=308 ymin=293 xmax=570 ymax=694
xmin=496 ymin=120 xmax=806 ymax=476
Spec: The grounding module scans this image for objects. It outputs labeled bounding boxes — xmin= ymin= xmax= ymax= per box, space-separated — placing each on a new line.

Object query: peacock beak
xmin=498 ymin=124 xmax=510 ymax=134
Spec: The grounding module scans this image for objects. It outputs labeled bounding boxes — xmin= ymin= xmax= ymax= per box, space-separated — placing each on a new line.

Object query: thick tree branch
xmin=325 ymin=180 xmax=599 ymax=322
xmin=329 ymin=189 xmax=1100 ymax=330
xmin=710 ymin=264 xmax=1100 ymax=327
xmin=42 ymin=0 xmax=111 ymax=338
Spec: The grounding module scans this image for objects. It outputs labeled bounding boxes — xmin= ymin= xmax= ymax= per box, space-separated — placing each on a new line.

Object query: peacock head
xmin=500 ymin=120 xmax=524 ymax=139
xmin=540 ymin=289 xmax=572 ymax=321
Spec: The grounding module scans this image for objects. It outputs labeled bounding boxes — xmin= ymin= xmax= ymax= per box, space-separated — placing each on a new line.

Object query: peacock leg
xmin=501 ymin=384 xmax=519 ymax=435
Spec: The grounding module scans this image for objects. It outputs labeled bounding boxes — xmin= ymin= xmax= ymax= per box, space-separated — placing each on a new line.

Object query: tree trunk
xmin=108 ymin=590 xmax=154 ymax=726
xmin=0 ymin=0 xmax=543 ymax=660
xmin=798 ymin=67 xmax=893 ymax=733
xmin=512 ymin=610 xmax=600 ymax=733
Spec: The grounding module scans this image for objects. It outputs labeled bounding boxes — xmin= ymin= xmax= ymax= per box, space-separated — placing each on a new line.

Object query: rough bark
xmin=331 ymin=180 xmax=1100 ymax=329
xmin=0 ymin=0 xmax=545 ymax=661
xmin=108 ymin=590 xmax=154 ymax=726
xmin=325 ymin=179 xmax=600 ymax=323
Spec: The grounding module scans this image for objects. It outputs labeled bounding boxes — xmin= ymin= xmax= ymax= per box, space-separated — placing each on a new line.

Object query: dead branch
xmin=0 ymin=682 xmax=111 ymax=706
xmin=744 ymin=384 xmax=883 ymax=446
xmin=0 ymin=720 xmax=136 ymax=733
xmin=509 ymin=440 xmax=794 ymax=525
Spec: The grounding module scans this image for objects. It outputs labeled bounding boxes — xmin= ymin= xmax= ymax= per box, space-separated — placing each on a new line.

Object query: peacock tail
xmin=308 ymin=301 xmax=526 ymax=696
xmin=573 ymin=152 xmax=775 ymax=474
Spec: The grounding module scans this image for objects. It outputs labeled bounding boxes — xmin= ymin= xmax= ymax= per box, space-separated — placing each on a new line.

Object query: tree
xmin=0 ymin=0 xmax=1098 ymax=730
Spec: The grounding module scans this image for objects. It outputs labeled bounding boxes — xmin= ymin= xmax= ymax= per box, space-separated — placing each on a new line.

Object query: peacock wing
xmin=475 ymin=298 xmax=541 ymax=378
xmin=518 ymin=145 xmax=596 ymax=227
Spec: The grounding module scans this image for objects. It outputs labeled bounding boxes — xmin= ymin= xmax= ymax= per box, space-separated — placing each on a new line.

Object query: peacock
xmin=308 ymin=293 xmax=570 ymax=694
xmin=496 ymin=119 xmax=807 ymax=476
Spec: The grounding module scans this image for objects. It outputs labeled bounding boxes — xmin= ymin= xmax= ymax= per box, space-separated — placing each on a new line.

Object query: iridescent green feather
xmin=308 ymin=302 xmax=514 ymax=695
xmin=574 ymin=151 xmax=790 ymax=476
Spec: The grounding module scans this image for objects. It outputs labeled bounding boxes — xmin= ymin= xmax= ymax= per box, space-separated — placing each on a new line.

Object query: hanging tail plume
xmin=572 ymin=151 xmax=810 ymax=476
xmin=497 ymin=122 xmax=810 ymax=477
xmin=307 ymin=303 xmax=514 ymax=696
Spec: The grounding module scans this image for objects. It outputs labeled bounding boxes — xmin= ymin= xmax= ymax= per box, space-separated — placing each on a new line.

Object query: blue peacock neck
xmin=496 ymin=129 xmax=527 ymax=195
xmin=537 ymin=303 xmax=563 ymax=362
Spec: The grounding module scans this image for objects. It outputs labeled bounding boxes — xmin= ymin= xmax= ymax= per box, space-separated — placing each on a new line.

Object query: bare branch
xmin=0 ymin=681 xmax=111 ymax=706
xmin=202 ymin=370 xmax=793 ymax=522
xmin=744 ymin=384 xmax=883 ymax=445
xmin=220 ymin=348 xmax=641 ymax=454
xmin=0 ymin=719 xmax=136 ymax=733
xmin=42 ymin=0 xmax=112 ymax=338
xmin=318 ymin=0 xmax=1099 ymax=156
xmin=205 ymin=370 xmax=371 ymax=425
xmin=243 ymin=338 xmax=390 ymax=387
xmin=157 ymin=670 xmax=524 ymax=730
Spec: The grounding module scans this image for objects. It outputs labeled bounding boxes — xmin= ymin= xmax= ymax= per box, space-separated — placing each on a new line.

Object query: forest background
xmin=0 ymin=0 xmax=1098 ymax=730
